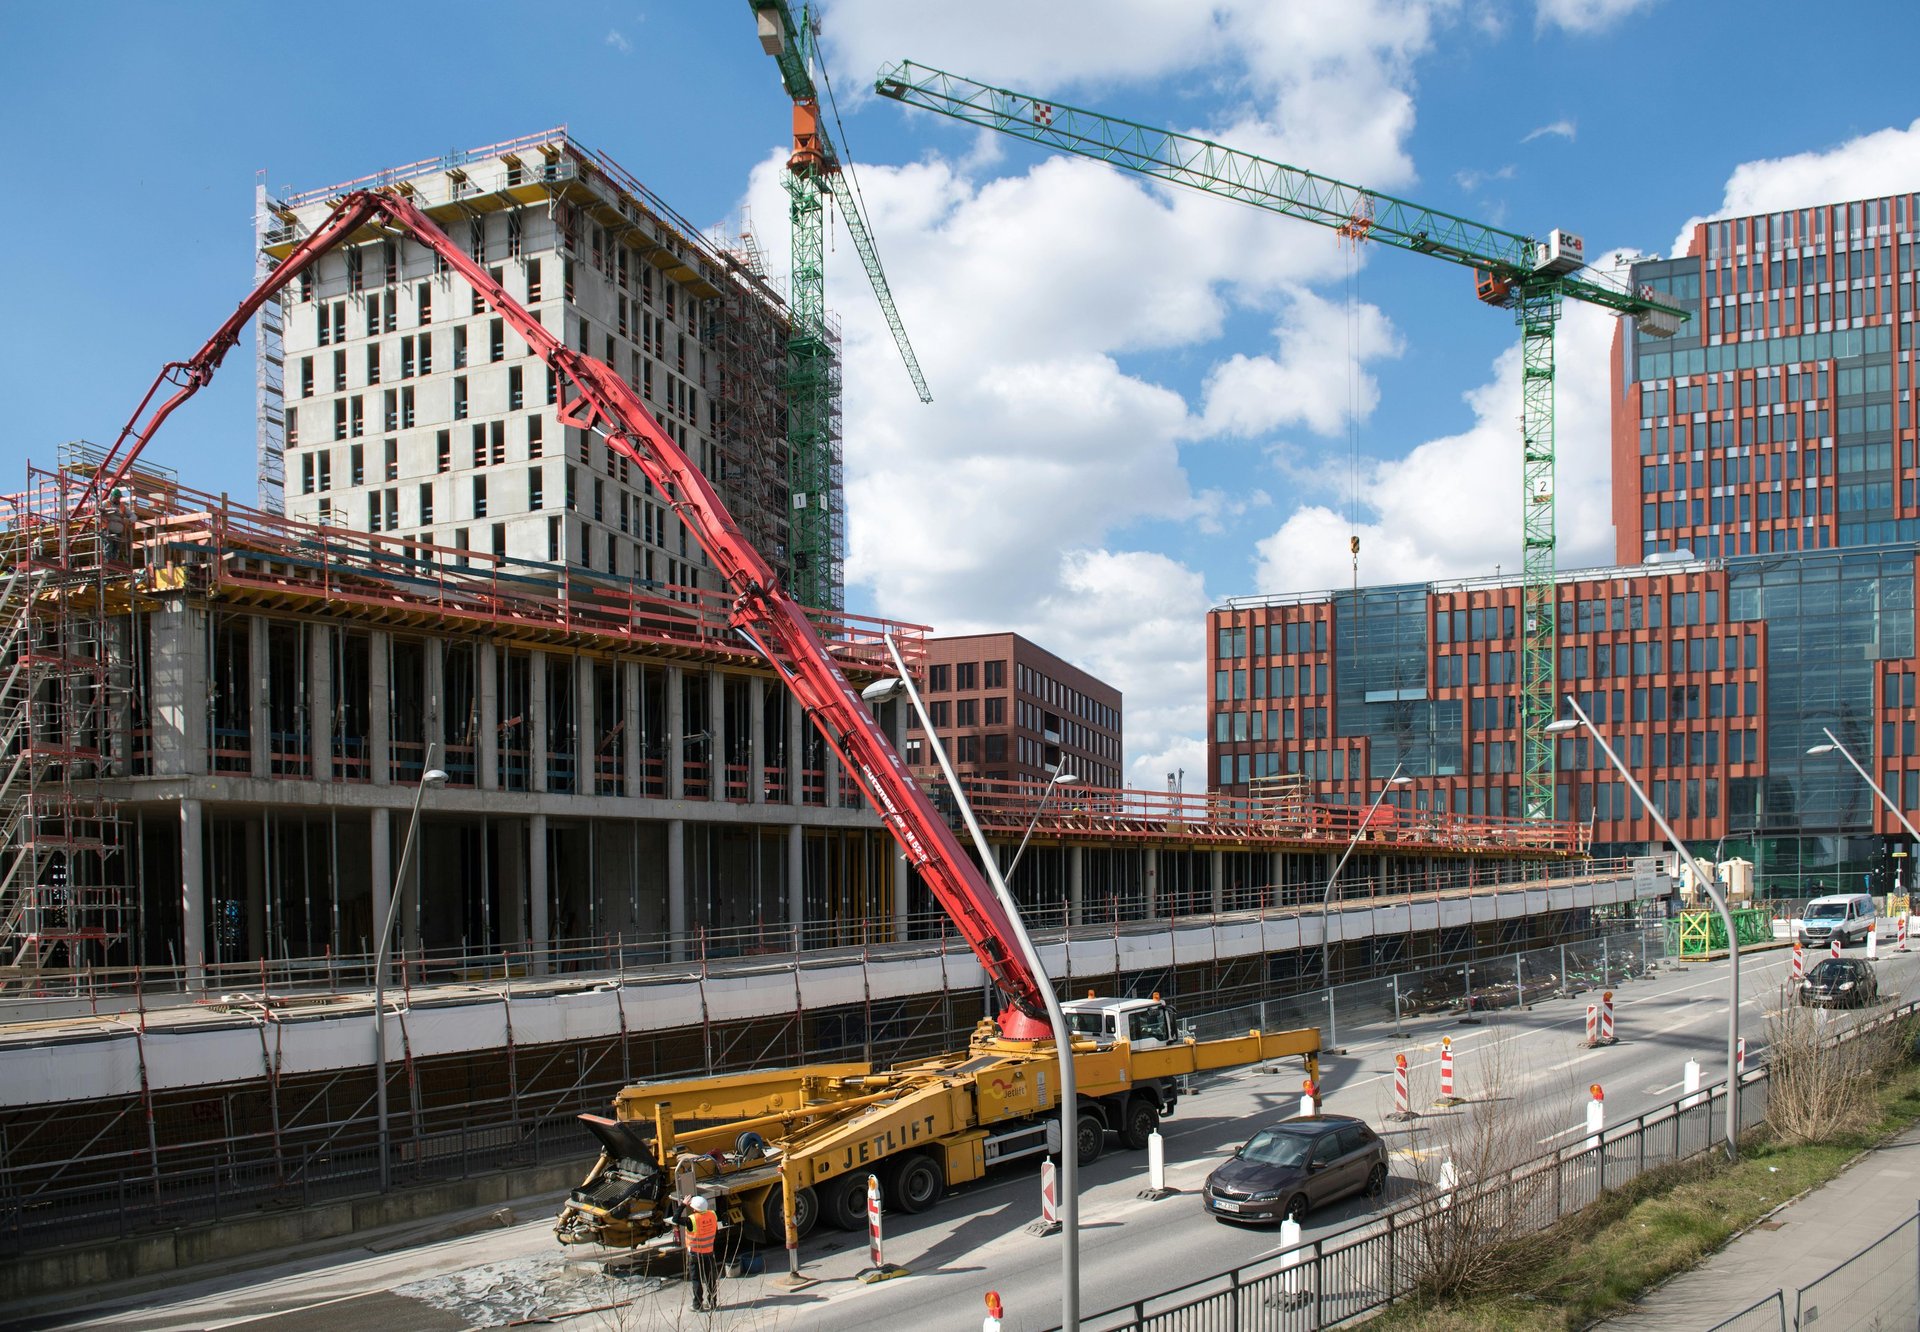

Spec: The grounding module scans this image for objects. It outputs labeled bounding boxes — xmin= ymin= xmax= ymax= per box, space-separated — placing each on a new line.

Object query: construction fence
xmin=1708 ymin=1205 xmax=1920 ymax=1331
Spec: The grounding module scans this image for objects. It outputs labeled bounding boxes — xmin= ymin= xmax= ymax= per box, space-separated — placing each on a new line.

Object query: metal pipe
xmin=1321 ymin=761 xmax=1407 ymax=989
xmin=1553 ymin=695 xmax=1740 ymax=1158
xmin=374 ymin=744 xmax=444 ymax=1193
xmin=1812 ymin=726 xmax=1920 ymax=844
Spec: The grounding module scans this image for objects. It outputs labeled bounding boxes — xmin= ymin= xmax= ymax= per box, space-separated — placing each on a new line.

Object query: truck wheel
xmin=1121 ymin=1098 xmax=1160 ymax=1151
xmin=822 ymin=1175 xmax=870 ymax=1231
xmin=888 ymin=1153 xmax=945 ymax=1214
xmin=1076 ymin=1111 xmax=1106 ymax=1166
xmin=761 ymin=1184 xmax=818 ymax=1241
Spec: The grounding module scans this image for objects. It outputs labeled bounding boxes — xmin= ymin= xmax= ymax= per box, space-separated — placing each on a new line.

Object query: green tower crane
xmin=875 ymin=61 xmax=1687 ymax=820
xmin=750 ymin=3 xmax=931 ymax=612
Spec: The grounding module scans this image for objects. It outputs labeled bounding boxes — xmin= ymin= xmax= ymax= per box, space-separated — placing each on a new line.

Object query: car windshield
xmin=1808 ymin=960 xmax=1859 ymax=982
xmin=1065 ymin=1012 xmax=1109 ymax=1038
xmin=1806 ymin=903 xmax=1848 ymax=919
xmin=1238 ymin=1129 xmax=1314 ymax=1168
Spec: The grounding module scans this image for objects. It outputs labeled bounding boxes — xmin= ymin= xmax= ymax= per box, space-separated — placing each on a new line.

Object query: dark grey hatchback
xmin=1203 ymin=1114 xmax=1388 ymax=1224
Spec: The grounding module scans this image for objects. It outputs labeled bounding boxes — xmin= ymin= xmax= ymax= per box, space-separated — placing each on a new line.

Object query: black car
xmin=1202 ymin=1114 xmax=1388 ymax=1224
xmin=1798 ymin=957 xmax=1879 ymax=1009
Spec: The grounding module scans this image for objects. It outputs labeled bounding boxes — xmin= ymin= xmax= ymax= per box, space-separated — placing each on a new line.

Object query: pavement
xmin=1600 ymin=1124 xmax=1920 ymax=1330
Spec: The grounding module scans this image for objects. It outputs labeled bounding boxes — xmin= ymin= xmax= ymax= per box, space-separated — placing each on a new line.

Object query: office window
xmin=418 ymin=483 xmax=434 ymax=525
xmin=472 ymin=476 xmax=488 ymax=518
xmin=384 ymin=437 xmax=398 ymax=481
xmin=452 ymin=376 xmax=468 ymax=421
xmin=349 ymin=444 xmax=364 ymax=486
xmin=435 ymin=429 xmax=450 ymax=474
xmin=529 ymin=466 xmax=544 ymax=510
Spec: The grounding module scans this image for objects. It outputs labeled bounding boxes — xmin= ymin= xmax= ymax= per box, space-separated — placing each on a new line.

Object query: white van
xmin=1796 ymin=893 xmax=1877 ymax=949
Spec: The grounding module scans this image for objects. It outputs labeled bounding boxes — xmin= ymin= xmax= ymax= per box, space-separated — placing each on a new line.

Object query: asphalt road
xmin=40 ymin=940 xmax=1918 ymax=1332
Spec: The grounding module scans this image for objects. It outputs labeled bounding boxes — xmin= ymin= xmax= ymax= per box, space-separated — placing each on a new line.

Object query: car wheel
xmin=1121 ymin=1098 xmax=1161 ymax=1151
xmin=1076 ymin=1111 xmax=1106 ymax=1166
xmin=820 ymin=1175 xmax=869 ymax=1231
xmin=1283 ymin=1193 xmax=1310 ymax=1224
xmin=887 ymin=1153 xmax=944 ymax=1215
xmin=1364 ymin=1163 xmax=1388 ymax=1200
xmin=762 ymin=1184 xmax=818 ymax=1241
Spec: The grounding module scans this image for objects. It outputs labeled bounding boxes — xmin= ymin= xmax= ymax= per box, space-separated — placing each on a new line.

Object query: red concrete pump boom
xmin=86 ymin=189 xmax=1055 ymax=1038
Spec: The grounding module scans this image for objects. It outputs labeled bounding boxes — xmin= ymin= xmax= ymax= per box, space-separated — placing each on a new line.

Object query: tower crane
xmin=875 ymin=61 xmax=1688 ymax=821
xmin=749 ymin=2 xmax=931 ymax=612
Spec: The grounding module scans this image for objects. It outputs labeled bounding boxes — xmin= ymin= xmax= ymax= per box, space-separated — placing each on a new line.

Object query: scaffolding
xmin=0 ymin=458 xmax=137 ymax=981
xmin=710 ymin=231 xmax=794 ymax=588
xmin=252 ymin=178 xmax=288 ymax=515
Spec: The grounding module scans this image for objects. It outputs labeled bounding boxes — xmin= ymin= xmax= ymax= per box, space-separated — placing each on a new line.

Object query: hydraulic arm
xmin=87 ymin=188 xmax=1056 ymax=1036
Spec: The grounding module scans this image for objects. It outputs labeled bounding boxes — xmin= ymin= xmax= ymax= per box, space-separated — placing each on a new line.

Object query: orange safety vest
xmin=686 ymin=1209 xmax=718 ymax=1255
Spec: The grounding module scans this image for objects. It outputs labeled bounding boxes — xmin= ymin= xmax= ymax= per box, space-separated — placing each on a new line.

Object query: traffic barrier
xmin=1436 ymin=1158 xmax=1458 ymax=1210
xmin=1867 ymin=925 xmax=1879 ymax=959
xmin=1830 ymin=938 xmax=1842 ymax=960
xmin=857 ymin=1174 xmax=909 ymax=1283
xmin=1389 ymin=1053 xmax=1413 ymax=1120
xmin=1278 ymin=1217 xmax=1308 ymax=1306
xmin=983 ymin=1290 xmax=1004 ymax=1332
xmin=1136 ymin=1132 xmax=1174 ymax=1202
xmin=1435 ymin=1037 xmax=1460 ymax=1106
xmin=1601 ymin=991 xmax=1616 ymax=1044
xmin=1900 ymin=916 xmax=1910 ymax=951
xmin=1585 ymin=1004 xmax=1598 ymax=1044
xmin=1585 ymin=1084 xmax=1605 ymax=1149
xmin=1736 ymin=1036 xmax=1747 ymax=1075
xmin=1028 ymin=1157 xmax=1064 ymax=1232
xmin=1681 ymin=1057 xmax=1702 ymax=1110
xmin=1300 ymin=1076 xmax=1319 ymax=1117
xmin=1791 ymin=943 xmax=1806 ymax=981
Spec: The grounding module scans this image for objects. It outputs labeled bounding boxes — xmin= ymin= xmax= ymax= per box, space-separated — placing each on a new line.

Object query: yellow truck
xmin=554 ymin=994 xmax=1320 ymax=1249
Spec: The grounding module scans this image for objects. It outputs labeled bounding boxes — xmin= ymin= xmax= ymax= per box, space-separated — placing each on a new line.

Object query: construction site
xmin=0 ymin=9 xmax=1715 ymax=1328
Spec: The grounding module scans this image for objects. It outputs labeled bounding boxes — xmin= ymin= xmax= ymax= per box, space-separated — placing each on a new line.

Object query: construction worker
xmin=674 ymin=1192 xmax=720 ymax=1312
xmin=102 ymin=488 xmax=132 ymax=566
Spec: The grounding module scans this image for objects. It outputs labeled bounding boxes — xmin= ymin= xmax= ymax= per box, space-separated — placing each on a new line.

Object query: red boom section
xmin=85 ymin=189 xmax=1053 ymax=1033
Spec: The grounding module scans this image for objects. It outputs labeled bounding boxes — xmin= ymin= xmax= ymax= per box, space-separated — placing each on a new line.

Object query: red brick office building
xmin=907 ymin=633 xmax=1123 ymax=790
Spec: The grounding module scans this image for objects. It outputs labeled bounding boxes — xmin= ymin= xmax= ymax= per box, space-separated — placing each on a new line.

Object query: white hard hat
xmin=688 ymin=1195 xmax=710 ymax=1212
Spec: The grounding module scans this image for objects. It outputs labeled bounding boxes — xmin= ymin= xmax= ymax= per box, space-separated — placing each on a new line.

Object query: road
xmin=38 ymin=940 xmax=1917 ymax=1332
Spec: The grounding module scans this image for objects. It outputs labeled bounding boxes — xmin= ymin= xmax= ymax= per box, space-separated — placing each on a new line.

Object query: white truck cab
xmin=1061 ymin=995 xmax=1180 ymax=1050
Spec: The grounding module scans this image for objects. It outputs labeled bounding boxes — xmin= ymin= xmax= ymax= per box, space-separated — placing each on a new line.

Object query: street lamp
xmin=1006 ymin=769 xmax=1080 ymax=882
xmin=1807 ymin=727 xmax=1920 ymax=845
xmin=1321 ymin=763 xmax=1412 ymax=988
xmin=1546 ymin=696 xmax=1742 ymax=1159
xmin=374 ymin=754 xmax=448 ymax=1192
xmin=862 ymin=644 xmax=1083 ymax=1331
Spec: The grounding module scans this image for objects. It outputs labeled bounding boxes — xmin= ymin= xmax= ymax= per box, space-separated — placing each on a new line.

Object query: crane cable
xmin=1345 ymin=235 xmax=1361 ymax=592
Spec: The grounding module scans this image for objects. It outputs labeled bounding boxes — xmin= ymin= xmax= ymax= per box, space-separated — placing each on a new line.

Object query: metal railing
xmin=1062 ymin=997 xmax=1920 ymax=1332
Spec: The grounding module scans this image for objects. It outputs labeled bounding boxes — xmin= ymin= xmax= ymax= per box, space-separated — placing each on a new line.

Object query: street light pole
xmin=864 ymin=639 xmax=1081 ymax=1331
xmin=374 ymin=750 xmax=448 ymax=1193
xmin=1547 ymin=696 xmax=1741 ymax=1159
xmin=1808 ymin=726 xmax=1920 ymax=845
xmin=1006 ymin=769 xmax=1079 ymax=883
xmin=1321 ymin=762 xmax=1410 ymax=989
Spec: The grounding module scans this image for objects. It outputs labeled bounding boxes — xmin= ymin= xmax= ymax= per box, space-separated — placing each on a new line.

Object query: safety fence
xmin=1061 ymin=997 xmax=1920 ymax=1332
xmin=1706 ymin=1205 xmax=1920 ymax=1331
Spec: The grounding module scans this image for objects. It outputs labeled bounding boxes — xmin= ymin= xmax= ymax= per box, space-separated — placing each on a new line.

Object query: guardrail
xmin=1062 ymin=995 xmax=1920 ymax=1331
xmin=1707 ymin=1204 xmax=1920 ymax=1331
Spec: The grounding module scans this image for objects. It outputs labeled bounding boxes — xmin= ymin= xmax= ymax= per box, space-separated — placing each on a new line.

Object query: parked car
xmin=1795 ymin=893 xmax=1877 ymax=949
xmin=1202 ymin=1114 xmax=1388 ymax=1225
xmin=1798 ymin=957 xmax=1879 ymax=1009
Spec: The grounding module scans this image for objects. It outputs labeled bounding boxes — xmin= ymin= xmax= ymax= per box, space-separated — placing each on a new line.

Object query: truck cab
xmin=1062 ymin=994 xmax=1179 ymax=1050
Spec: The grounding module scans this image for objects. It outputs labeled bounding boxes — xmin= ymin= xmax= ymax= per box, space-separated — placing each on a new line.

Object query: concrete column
xmin=824 ymin=742 xmax=842 ymax=809
xmin=478 ymin=646 xmax=499 ymax=789
xmin=668 ymin=818 xmax=687 ymax=960
xmin=786 ymin=687 xmax=805 ymax=805
xmin=369 ymin=631 xmax=391 ymax=784
xmin=1069 ymin=844 xmax=1085 ymax=927
xmin=1211 ymin=849 xmax=1226 ymax=915
xmin=529 ymin=813 xmax=550 ymax=976
xmin=708 ymin=668 xmax=726 ymax=799
xmin=243 ymin=816 xmax=266 ymax=962
xmin=497 ymin=818 xmax=526 ymax=951
xmin=1271 ymin=851 xmax=1285 ymax=909
xmin=249 ymin=614 xmax=271 ymax=777
xmin=529 ymin=650 xmax=548 ymax=794
xmin=150 ymin=602 xmax=208 ymax=777
xmin=1144 ymin=847 xmax=1159 ymax=920
xmin=623 ymin=661 xmax=643 ymax=798
xmin=892 ymin=840 xmax=911 ymax=940
xmin=424 ymin=639 xmax=446 ymax=771
xmin=787 ymin=822 xmax=805 ymax=944
xmin=181 ymin=798 xmax=206 ymax=987
xmin=666 ymin=666 xmax=685 ymax=800
xmin=577 ymin=655 xmax=595 ymax=795
xmin=308 ymin=623 xmax=333 ymax=783
xmin=749 ymin=677 xmax=767 ymax=804
xmin=370 ymin=807 xmax=391 ymax=964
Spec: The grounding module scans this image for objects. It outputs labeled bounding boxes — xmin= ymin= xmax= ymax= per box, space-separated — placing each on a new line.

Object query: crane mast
xmin=749 ymin=1 xmax=929 ymax=613
xmin=875 ymin=60 xmax=1688 ymax=821
xmin=83 ymin=187 xmax=1057 ymax=1040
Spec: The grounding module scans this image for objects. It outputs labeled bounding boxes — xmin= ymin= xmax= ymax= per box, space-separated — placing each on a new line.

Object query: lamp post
xmin=1547 ymin=696 xmax=1741 ymax=1159
xmin=1006 ymin=769 xmax=1080 ymax=883
xmin=1321 ymin=763 xmax=1411 ymax=988
xmin=374 ymin=754 xmax=448 ymax=1193
xmin=862 ymin=641 xmax=1081 ymax=1331
xmin=1807 ymin=727 xmax=1920 ymax=845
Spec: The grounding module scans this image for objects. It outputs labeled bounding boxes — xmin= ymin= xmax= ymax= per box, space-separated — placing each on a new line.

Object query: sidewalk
xmin=1600 ymin=1123 xmax=1920 ymax=1329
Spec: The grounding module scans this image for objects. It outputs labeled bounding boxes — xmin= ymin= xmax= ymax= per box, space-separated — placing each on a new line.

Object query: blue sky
xmin=4 ymin=1 xmax=1919 ymax=786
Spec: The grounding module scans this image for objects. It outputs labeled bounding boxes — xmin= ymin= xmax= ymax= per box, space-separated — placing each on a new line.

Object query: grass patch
xmin=1369 ymin=1052 xmax=1920 ymax=1331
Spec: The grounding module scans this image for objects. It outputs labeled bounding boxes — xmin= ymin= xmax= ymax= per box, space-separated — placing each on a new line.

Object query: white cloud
xmin=1251 ymin=287 xmax=1625 ymax=596
xmin=1535 ymin=0 xmax=1658 ymax=34
xmin=605 ymin=28 xmax=632 ymax=55
xmin=1197 ymin=291 xmax=1402 ymax=439
xmin=1670 ymin=117 xmax=1920 ymax=256
xmin=1522 ymin=119 xmax=1576 ymax=144
xmin=1455 ymin=163 xmax=1516 ymax=191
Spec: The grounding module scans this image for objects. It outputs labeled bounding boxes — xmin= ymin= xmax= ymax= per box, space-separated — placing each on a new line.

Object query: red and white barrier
xmin=1899 ymin=916 xmax=1910 ymax=952
xmin=1601 ymin=991 xmax=1616 ymax=1044
xmin=1438 ymin=1037 xmax=1457 ymax=1103
xmin=1867 ymin=925 xmax=1879 ymax=959
xmin=1030 ymin=1157 xmax=1066 ymax=1231
xmin=1736 ymin=1036 xmax=1747 ymax=1076
xmin=1301 ymin=1077 xmax=1319 ymax=1117
xmin=1585 ymin=1004 xmax=1599 ymax=1044
xmin=983 ymin=1291 xmax=1004 ymax=1332
xmin=1585 ymin=1084 xmax=1605 ymax=1149
xmin=1790 ymin=943 xmax=1806 ymax=981
xmin=1830 ymin=938 xmax=1842 ymax=960
xmin=857 ymin=1174 xmax=908 ymax=1282
xmin=1390 ymin=1053 xmax=1412 ymax=1119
